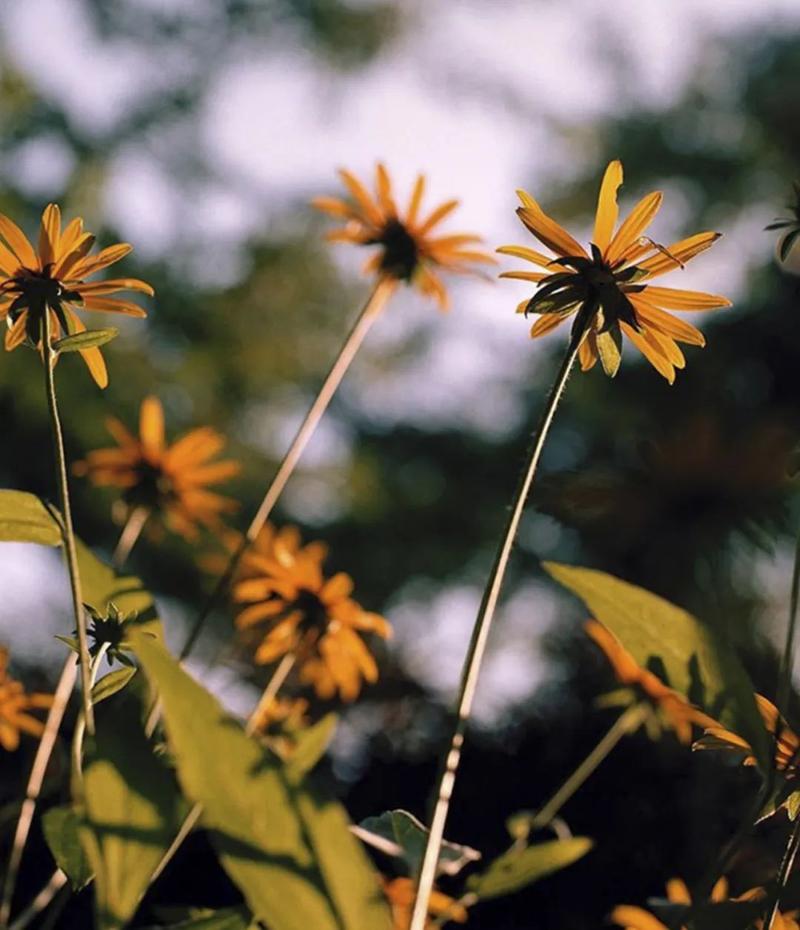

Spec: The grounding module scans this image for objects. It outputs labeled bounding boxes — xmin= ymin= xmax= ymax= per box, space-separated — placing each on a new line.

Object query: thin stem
xmin=41 ymin=309 xmax=94 ymax=733
xmin=409 ymin=316 xmax=590 ymax=930
xmin=0 ymin=657 xmax=76 ymax=928
xmin=7 ymin=869 xmax=67 ymax=930
xmin=245 ymin=653 xmax=296 ymax=737
xmin=71 ymin=644 xmax=110 ymax=781
xmin=777 ymin=526 xmax=800 ymax=723
xmin=112 ymin=506 xmax=150 ymax=569
xmin=528 ymin=702 xmax=648 ymax=833
xmin=178 ymin=277 xmax=395 ymax=663
xmin=766 ymin=816 xmax=800 ymax=929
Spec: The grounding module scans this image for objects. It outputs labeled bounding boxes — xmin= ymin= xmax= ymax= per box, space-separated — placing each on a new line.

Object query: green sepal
xmin=53 ymin=327 xmax=119 ymax=353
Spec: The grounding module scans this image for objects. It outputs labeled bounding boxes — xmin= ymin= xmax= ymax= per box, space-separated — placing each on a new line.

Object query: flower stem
xmin=0 ymin=657 xmax=76 ymax=928
xmin=765 ymin=815 xmax=800 ymax=929
xmin=528 ymin=702 xmax=648 ymax=833
xmin=71 ymin=644 xmax=111 ymax=781
xmin=112 ymin=506 xmax=150 ymax=569
xmin=409 ymin=313 xmax=591 ymax=930
xmin=178 ymin=277 xmax=395 ymax=662
xmin=245 ymin=653 xmax=296 ymax=736
xmin=41 ymin=309 xmax=94 ymax=734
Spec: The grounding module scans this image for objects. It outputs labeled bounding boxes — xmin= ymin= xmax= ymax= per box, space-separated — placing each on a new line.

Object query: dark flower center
xmin=292 ymin=588 xmax=330 ymax=634
xmin=2 ymin=268 xmax=83 ymax=344
xmin=377 ymin=219 xmax=419 ymax=281
xmin=124 ymin=461 xmax=176 ymax=511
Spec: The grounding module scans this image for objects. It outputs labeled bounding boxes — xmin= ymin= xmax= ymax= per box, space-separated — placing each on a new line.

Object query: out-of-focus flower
xmin=312 ymin=163 xmax=495 ymax=310
xmin=611 ymin=877 xmax=728 ymax=930
xmin=766 ymin=181 xmax=800 ymax=272
xmin=0 ymin=204 xmax=153 ymax=387
xmin=234 ymin=524 xmax=391 ymax=701
xmin=74 ymin=395 xmax=240 ymax=541
xmin=0 ymin=647 xmax=53 ymax=752
xmin=382 ymin=876 xmax=468 ymax=930
xmin=586 ymin=619 xmax=716 ymax=743
xmin=694 ymin=693 xmax=799 ymax=776
xmin=498 ymin=160 xmax=730 ymax=382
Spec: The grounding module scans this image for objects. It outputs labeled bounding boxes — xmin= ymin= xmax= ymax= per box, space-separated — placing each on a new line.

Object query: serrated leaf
xmin=131 ymin=633 xmax=392 ymax=930
xmin=92 ymin=668 xmax=137 ymax=705
xmin=0 ymin=490 xmax=62 ymax=546
xmin=53 ymin=328 xmax=119 ymax=353
xmin=79 ymin=688 xmax=189 ymax=930
xmin=544 ymin=562 xmax=767 ymax=768
xmin=284 ymin=714 xmax=338 ymax=784
xmin=466 ymin=837 xmax=591 ymax=900
xmin=42 ymin=806 xmax=94 ymax=891
xmin=357 ymin=809 xmax=481 ymax=877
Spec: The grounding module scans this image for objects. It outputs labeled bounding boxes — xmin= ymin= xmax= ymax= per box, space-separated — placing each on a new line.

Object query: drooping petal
xmin=605 ymin=191 xmax=663 ymax=265
xmin=638 ymin=286 xmax=731 ymax=311
xmin=593 ymin=160 xmax=623 ymax=253
xmin=610 ymin=905 xmax=669 ymax=930
xmin=65 ymin=309 xmax=108 ymax=388
xmin=516 ymin=199 xmax=588 ymax=259
xmin=0 ymin=214 xmax=37 ymax=268
xmin=496 ymin=244 xmax=557 ymax=268
xmin=620 ymin=321 xmax=675 ymax=383
xmin=628 ymin=295 xmax=706 ymax=346
xmin=578 ymin=332 xmax=598 ymax=371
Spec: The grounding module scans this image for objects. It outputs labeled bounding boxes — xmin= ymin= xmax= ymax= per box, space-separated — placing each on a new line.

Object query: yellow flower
xmin=233 ymin=524 xmax=391 ymax=701
xmin=0 ymin=647 xmax=53 ymax=752
xmin=312 ymin=163 xmax=495 ymax=310
xmin=611 ymin=877 xmax=728 ymax=930
xmin=74 ymin=395 xmax=240 ymax=541
xmin=382 ymin=876 xmax=468 ymax=930
xmin=498 ymin=160 xmax=731 ymax=382
xmin=694 ymin=693 xmax=800 ymax=776
xmin=586 ymin=619 xmax=716 ymax=743
xmin=0 ymin=204 xmax=153 ymax=387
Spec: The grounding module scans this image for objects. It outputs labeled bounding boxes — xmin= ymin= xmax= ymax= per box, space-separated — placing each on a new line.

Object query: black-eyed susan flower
xmin=586 ymin=620 xmax=716 ymax=743
xmin=312 ymin=163 xmax=495 ymax=310
xmin=694 ymin=693 xmax=800 ymax=777
xmin=611 ymin=877 xmax=729 ymax=930
xmin=382 ymin=877 xmax=468 ymax=930
xmin=74 ymin=395 xmax=240 ymax=541
xmin=0 ymin=204 xmax=153 ymax=387
xmin=0 ymin=647 xmax=53 ymax=752
xmin=499 ymin=160 xmax=731 ymax=382
xmin=233 ymin=523 xmax=391 ymax=702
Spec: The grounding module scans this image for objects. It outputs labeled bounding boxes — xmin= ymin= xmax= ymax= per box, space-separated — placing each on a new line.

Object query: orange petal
xmin=139 ymin=396 xmax=165 ymax=459
xmin=0 ymin=213 xmax=37 ymax=268
xmin=638 ymin=286 xmax=731 ymax=311
xmin=516 ymin=198 xmax=587 ymax=259
xmin=593 ymin=160 xmax=623 ymax=253
xmin=605 ymin=191 xmax=663 ymax=264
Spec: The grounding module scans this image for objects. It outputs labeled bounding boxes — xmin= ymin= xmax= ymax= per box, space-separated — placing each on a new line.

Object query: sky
xmin=2 ymin=0 xmax=800 ymax=731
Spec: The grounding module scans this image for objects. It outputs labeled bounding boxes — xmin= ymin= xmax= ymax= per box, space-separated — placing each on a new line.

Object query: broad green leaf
xmin=131 ymin=634 xmax=347 ymax=930
xmin=79 ymin=689 xmax=188 ymax=930
xmin=543 ymin=562 xmax=768 ymax=769
xmin=42 ymin=805 xmax=93 ymax=891
xmin=54 ymin=328 xmax=119 ymax=353
xmin=466 ymin=837 xmax=592 ymax=900
xmin=92 ymin=668 xmax=138 ymax=705
xmin=0 ymin=490 xmax=61 ymax=546
xmin=284 ymin=714 xmax=338 ymax=783
xmin=357 ymin=809 xmax=481 ymax=877
xmin=294 ymin=785 xmax=392 ymax=930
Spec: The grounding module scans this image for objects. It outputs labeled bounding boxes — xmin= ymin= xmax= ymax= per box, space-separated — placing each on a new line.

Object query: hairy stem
xmin=409 ymin=312 xmax=592 ymax=930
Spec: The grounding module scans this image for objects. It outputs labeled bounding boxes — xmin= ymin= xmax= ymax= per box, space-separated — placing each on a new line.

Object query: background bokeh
xmin=3 ymin=1 xmax=800 ymax=926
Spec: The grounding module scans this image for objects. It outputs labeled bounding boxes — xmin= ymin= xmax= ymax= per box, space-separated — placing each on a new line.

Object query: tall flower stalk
xmin=179 ymin=163 xmax=494 ymax=661
xmin=410 ymin=160 xmax=728 ymax=929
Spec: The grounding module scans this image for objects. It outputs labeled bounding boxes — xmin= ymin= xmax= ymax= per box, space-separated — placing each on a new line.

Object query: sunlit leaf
xmin=543 ymin=562 xmax=768 ymax=769
xmin=92 ymin=668 xmax=138 ymax=706
xmin=466 ymin=837 xmax=592 ymax=900
xmin=53 ymin=328 xmax=119 ymax=353
xmin=284 ymin=714 xmax=338 ymax=782
xmin=41 ymin=805 xmax=93 ymax=891
xmin=0 ymin=489 xmax=61 ymax=546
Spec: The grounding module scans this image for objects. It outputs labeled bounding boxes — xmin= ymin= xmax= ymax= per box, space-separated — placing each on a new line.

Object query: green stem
xmin=41 ymin=308 xmax=94 ymax=734
xmin=409 ymin=311 xmax=592 ymax=930
xmin=245 ymin=653 xmax=296 ymax=737
xmin=529 ymin=702 xmax=648 ymax=833
xmin=177 ymin=277 xmax=394 ymax=663
xmin=71 ymin=644 xmax=110 ymax=782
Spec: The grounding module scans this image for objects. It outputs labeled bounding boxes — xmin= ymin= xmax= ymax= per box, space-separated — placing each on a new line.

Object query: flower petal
xmin=635 ymin=232 xmax=721 ymax=278
xmin=0 ymin=213 xmax=37 ymax=268
xmin=593 ymin=160 xmax=623 ymax=253
xmin=496 ymin=244 xmax=557 ymax=268
xmin=139 ymin=396 xmax=165 ymax=459
xmin=516 ymin=199 xmax=588 ymax=259
xmin=620 ymin=321 xmax=675 ymax=383
xmin=639 ymin=286 xmax=731 ymax=311
xmin=605 ymin=191 xmax=663 ymax=264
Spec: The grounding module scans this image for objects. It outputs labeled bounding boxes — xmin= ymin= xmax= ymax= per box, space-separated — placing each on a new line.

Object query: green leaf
xmin=543 ymin=562 xmax=768 ymax=770
xmin=466 ymin=837 xmax=592 ymax=900
xmin=79 ymin=688 xmax=189 ymax=930
xmin=53 ymin=328 xmax=119 ymax=353
xmin=357 ymin=809 xmax=481 ymax=877
xmin=42 ymin=805 xmax=94 ymax=891
xmin=0 ymin=490 xmax=62 ymax=546
xmin=92 ymin=668 xmax=138 ymax=705
xmin=131 ymin=633 xmax=391 ymax=930
xmin=284 ymin=714 xmax=338 ymax=783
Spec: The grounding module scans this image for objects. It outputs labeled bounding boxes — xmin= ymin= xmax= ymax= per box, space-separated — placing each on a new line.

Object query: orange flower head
xmin=312 ymin=163 xmax=495 ymax=310
xmin=694 ymin=693 xmax=800 ymax=777
xmin=382 ymin=876 xmax=468 ymax=930
xmin=498 ymin=160 xmax=731 ymax=382
xmin=0 ymin=204 xmax=153 ymax=387
xmin=233 ymin=524 xmax=391 ymax=702
xmin=0 ymin=647 xmax=54 ymax=752
xmin=585 ymin=619 xmax=716 ymax=744
xmin=74 ymin=395 xmax=240 ymax=541
xmin=611 ymin=877 xmax=729 ymax=930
